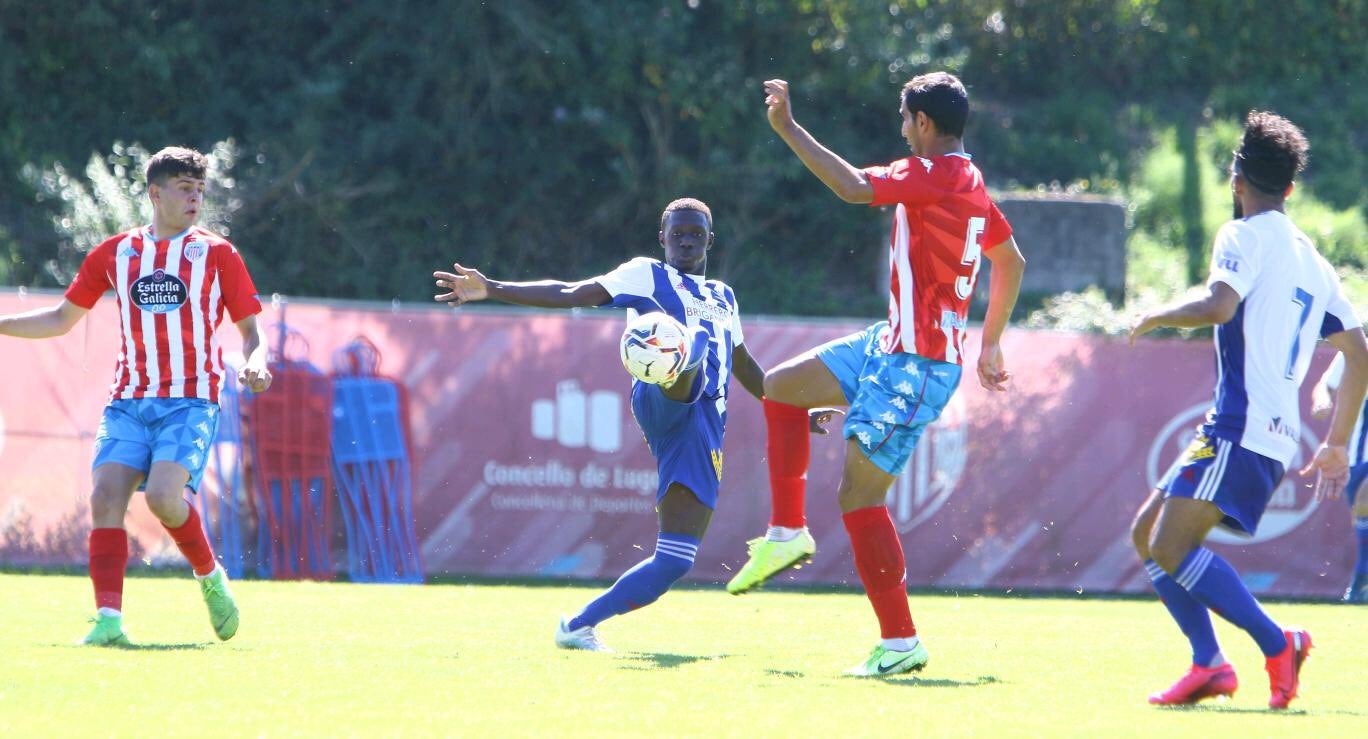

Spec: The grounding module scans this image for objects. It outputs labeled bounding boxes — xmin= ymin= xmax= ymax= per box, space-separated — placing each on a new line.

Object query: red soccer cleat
xmin=1148 ymin=663 xmax=1239 ymax=705
xmin=1265 ymin=629 xmax=1313 ymax=710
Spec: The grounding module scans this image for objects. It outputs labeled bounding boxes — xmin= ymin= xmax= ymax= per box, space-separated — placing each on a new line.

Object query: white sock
xmin=882 ymin=636 xmax=919 ymax=652
xmin=193 ymin=564 xmax=222 ymax=581
xmin=97 ymin=607 xmax=122 ymax=618
xmin=766 ymin=526 xmax=805 ymax=542
xmin=1206 ymin=652 xmax=1227 ymax=668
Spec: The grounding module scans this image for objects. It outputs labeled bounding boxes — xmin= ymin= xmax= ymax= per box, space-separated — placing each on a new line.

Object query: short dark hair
xmin=1233 ymin=111 xmax=1308 ymax=196
xmin=145 ymin=146 xmax=208 ymax=186
xmin=659 ymin=197 xmax=712 ymax=231
xmin=902 ymin=72 xmax=969 ymax=138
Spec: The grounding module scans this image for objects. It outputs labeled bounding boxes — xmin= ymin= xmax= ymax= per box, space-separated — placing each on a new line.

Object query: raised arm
xmin=764 ymin=79 xmax=874 ymax=204
xmin=434 ymin=263 xmax=612 ymax=309
xmin=0 ymin=299 xmax=89 ymax=339
xmin=977 ymin=236 xmax=1026 ymax=391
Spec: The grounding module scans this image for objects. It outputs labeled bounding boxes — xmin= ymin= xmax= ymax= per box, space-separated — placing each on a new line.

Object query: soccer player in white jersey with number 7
xmin=1129 ymin=112 xmax=1368 ymax=709
xmin=434 ymin=198 xmax=771 ymax=652
xmin=0 ymin=147 xmax=272 ymax=646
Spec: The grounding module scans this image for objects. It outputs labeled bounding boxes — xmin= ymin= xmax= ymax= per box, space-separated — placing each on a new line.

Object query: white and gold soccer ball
xmin=619 ymin=312 xmax=689 ymax=386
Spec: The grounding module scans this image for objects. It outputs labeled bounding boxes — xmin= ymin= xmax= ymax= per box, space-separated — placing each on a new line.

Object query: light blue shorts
xmin=93 ymin=398 xmax=221 ymax=493
xmin=816 ymin=322 xmax=962 ymax=475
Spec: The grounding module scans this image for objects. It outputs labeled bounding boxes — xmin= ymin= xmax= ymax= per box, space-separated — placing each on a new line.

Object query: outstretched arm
xmin=977 ymin=237 xmax=1026 ymax=391
xmin=1130 ymin=282 xmax=1242 ymax=343
xmin=0 ymin=299 xmax=88 ymax=339
xmin=764 ymin=79 xmax=874 ymax=204
xmin=434 ymin=263 xmax=612 ymax=309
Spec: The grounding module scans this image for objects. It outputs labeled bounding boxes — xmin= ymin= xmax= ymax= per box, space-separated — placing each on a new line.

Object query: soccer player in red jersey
xmin=0 ymin=147 xmax=271 ymax=645
xmin=727 ymin=74 xmax=1026 ymax=675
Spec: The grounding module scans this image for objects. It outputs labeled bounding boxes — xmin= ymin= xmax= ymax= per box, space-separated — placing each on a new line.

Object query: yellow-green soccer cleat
xmin=844 ymin=641 xmax=930 ymax=677
xmin=199 ymin=566 xmax=240 ymax=641
xmin=725 ymin=529 xmax=816 ymax=594
xmin=81 ymin=613 xmax=131 ymax=647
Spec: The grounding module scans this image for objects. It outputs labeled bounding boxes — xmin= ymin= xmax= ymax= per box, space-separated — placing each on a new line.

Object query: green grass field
xmin=0 ymin=573 xmax=1363 ymax=737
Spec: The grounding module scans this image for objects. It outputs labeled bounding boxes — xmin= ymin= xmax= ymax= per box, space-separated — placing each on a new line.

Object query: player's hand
xmin=239 ymin=362 xmax=272 ymax=393
xmin=1309 ymin=384 xmax=1333 ymax=420
xmin=1129 ymin=313 xmax=1160 ymax=345
xmin=433 ymin=263 xmax=489 ymax=307
xmin=763 ymin=79 xmax=795 ymax=132
xmin=977 ymin=342 xmax=1010 ymax=392
xmin=808 ymin=407 xmax=843 ymax=435
xmin=1299 ymin=444 xmax=1348 ymax=502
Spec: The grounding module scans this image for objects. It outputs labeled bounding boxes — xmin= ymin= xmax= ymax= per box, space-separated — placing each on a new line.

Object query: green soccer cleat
xmin=725 ymin=529 xmax=816 ymax=594
xmin=81 ymin=613 xmax=131 ymax=647
xmin=199 ymin=565 xmax=240 ymax=641
xmin=844 ymin=641 xmax=930 ymax=677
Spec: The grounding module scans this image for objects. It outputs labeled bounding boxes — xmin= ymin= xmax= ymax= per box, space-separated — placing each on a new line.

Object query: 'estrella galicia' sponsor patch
xmin=130 ymin=269 xmax=189 ymax=314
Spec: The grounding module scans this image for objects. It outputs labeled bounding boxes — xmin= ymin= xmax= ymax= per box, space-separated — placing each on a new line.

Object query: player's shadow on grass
xmin=617 ymin=652 xmax=729 ymax=670
xmin=870 ymin=675 xmax=1001 ymax=688
xmin=1167 ymin=706 xmax=1365 ymax=718
xmin=60 ymin=642 xmax=212 ymax=652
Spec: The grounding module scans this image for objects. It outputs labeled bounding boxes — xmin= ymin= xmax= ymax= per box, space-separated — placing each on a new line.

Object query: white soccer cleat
xmin=844 ymin=641 xmax=929 ymax=677
xmin=555 ymin=617 xmax=612 ymax=652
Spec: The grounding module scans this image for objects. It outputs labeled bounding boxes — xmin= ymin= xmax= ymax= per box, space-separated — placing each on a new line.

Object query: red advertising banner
xmin=0 ymin=290 xmax=1353 ymax=597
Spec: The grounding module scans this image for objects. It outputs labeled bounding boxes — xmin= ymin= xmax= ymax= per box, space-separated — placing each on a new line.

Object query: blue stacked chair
xmin=330 ymin=339 xmax=424 ymax=583
xmin=195 ymin=365 xmax=246 ymax=578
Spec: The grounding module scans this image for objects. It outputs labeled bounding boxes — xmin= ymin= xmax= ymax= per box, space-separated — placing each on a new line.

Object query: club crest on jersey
xmin=183 ymin=241 xmax=207 ymax=261
xmin=130 ymin=269 xmax=189 ymax=314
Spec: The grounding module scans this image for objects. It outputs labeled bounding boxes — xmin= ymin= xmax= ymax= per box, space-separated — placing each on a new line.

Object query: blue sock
xmin=1175 ymin=547 xmax=1287 ymax=658
xmin=1355 ymin=517 xmax=1368 ymax=579
xmin=567 ymin=533 xmax=699 ymax=630
xmin=1145 ymin=559 xmax=1221 ymax=666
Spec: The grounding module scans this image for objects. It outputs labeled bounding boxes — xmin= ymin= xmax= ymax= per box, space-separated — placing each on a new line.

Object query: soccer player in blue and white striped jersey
xmin=433 ymin=198 xmax=768 ymax=651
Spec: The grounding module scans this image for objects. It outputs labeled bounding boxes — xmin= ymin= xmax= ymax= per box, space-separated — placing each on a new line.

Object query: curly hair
xmin=659 ymin=197 xmax=712 ymax=231
xmin=145 ymin=146 xmax=208 ymax=186
xmin=1234 ymin=111 xmax=1308 ymax=196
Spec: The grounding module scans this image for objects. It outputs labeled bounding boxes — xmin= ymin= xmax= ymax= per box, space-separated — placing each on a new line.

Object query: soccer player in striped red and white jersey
xmin=0 ymin=147 xmax=272 ymax=646
xmin=725 ymin=73 xmax=1026 ymax=676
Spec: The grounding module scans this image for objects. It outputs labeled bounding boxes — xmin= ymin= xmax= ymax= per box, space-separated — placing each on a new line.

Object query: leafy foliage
xmin=0 ymin=1 xmax=1362 ymax=317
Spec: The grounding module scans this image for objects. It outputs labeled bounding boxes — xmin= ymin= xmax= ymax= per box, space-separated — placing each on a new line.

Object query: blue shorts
xmin=93 ymin=398 xmax=221 ymax=493
xmin=1348 ymin=462 xmax=1368 ymax=506
xmin=630 ymin=381 xmax=725 ymax=510
xmin=816 ymin=321 xmax=962 ymax=476
xmin=1158 ymin=428 xmax=1285 ymax=536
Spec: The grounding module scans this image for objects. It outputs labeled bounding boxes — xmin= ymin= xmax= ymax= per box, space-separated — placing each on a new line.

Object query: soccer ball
xmin=620 ymin=312 xmax=689 ymax=386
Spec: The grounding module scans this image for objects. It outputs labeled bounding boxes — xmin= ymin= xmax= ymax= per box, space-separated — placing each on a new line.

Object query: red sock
xmin=765 ymin=398 xmax=809 ymax=528
xmin=164 ymin=504 xmax=217 ymax=576
xmin=89 ymin=528 xmax=129 ymax=611
xmin=842 ymin=505 xmax=915 ymax=638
